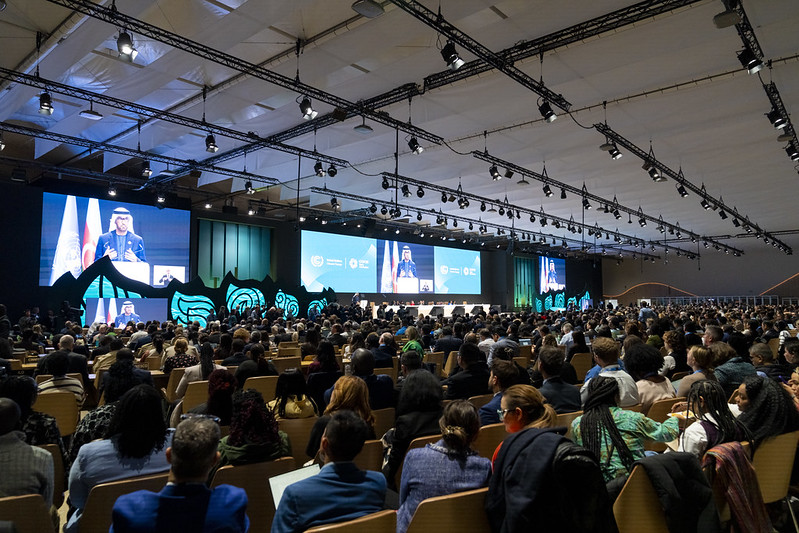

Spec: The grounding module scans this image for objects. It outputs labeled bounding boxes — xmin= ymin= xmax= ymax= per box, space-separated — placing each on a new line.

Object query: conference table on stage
xmin=370 ymin=303 xmax=492 ymax=319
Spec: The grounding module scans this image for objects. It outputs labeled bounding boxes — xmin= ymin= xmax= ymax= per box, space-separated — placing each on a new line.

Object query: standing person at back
xmin=111 ymin=417 xmax=249 ymax=532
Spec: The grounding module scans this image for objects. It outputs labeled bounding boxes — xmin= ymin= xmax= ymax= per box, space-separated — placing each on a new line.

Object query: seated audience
xmin=272 ymin=411 xmax=386 ymax=532
xmin=580 ymin=337 xmax=639 ymax=408
xmin=676 ymin=345 xmax=716 ymax=398
xmin=480 ymin=359 xmax=521 ymax=425
xmin=736 ymin=375 xmax=799 ymax=449
xmin=175 ymin=342 xmax=225 ymax=399
xmin=36 ymin=350 xmax=85 ymax=408
xmin=624 ymin=343 xmax=675 ymax=414
xmin=111 ymin=417 xmax=249 ymax=532
xmin=186 ymin=369 xmax=237 ymax=426
xmin=163 ymin=338 xmax=199 ymax=375
xmin=537 ymin=347 xmax=581 ymax=414
xmin=749 ymin=342 xmax=791 ymax=383
xmin=397 ymin=400 xmax=491 ymax=533
xmin=267 ymin=369 xmax=319 ymax=419
xmin=324 ymin=348 xmax=393 ymax=410
xmin=442 ymin=342 xmax=490 ymax=400
xmin=675 ymin=380 xmax=749 ymax=458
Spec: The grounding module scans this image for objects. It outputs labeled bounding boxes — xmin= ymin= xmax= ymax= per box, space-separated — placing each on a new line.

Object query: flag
xmin=93 ymin=298 xmax=106 ymax=325
xmin=107 ymin=298 xmax=117 ymax=325
xmin=380 ymin=240 xmax=392 ymax=293
xmin=49 ymin=195 xmax=82 ymax=285
xmin=82 ymin=198 xmax=102 ymax=270
xmin=392 ymin=241 xmax=399 ymax=293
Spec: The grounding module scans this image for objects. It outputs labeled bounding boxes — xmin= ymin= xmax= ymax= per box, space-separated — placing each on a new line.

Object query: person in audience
xmin=566 ymin=329 xmax=589 ymax=361
xmin=442 ymin=342 xmax=490 ymax=400
xmin=373 ymin=332 xmax=397 ymax=368
xmin=488 ymin=324 xmax=520 ymax=366
xmin=93 ymin=337 xmax=125 ymax=386
xmin=272 ymin=411 xmax=386 ymax=533
xmin=0 ymin=375 xmax=67 ymax=466
xmin=580 ymin=337 xmax=639 ymax=408
xmin=383 ymin=369 xmax=445 ymax=489
xmin=343 ymin=331 xmax=365 ymax=357
xmin=327 ymin=348 xmax=393 ymax=410
xmin=308 ymin=339 xmax=339 ymax=375
xmin=306 ymin=375 xmax=376 ymax=460
xmin=493 ymin=384 xmax=556 ymax=459
xmin=674 ymin=380 xmax=750 ymax=458
xmin=67 ymin=384 xmax=173 ymax=533
xmin=214 ymin=334 xmax=233 ymax=361
xmin=267 ymin=369 xmax=319 ymax=419
xmin=175 ymin=342 xmax=225 ymax=399
xmin=100 ymin=348 xmax=153 ymax=399
xmin=750 ymin=342 xmax=792 ymax=383
xmin=213 ymin=389 xmax=291 ymax=478
xmin=537 ymin=346 xmax=581 ymax=414
xmin=164 ymin=338 xmax=199 ymax=375
xmin=480 ymin=359 xmax=521 ymax=425
xmin=140 ymin=334 xmax=165 ymax=363
xmin=623 ymin=343 xmax=675 ymax=414
xmin=111 ymin=417 xmax=249 ymax=532
xmin=676 ymin=345 xmax=716 ymax=398
xmin=712 ymin=341 xmax=756 ymax=397
xmin=736 ymin=375 xmax=799 ymax=449
xmin=37 ymin=349 xmax=85 ymax=407
xmin=477 ymin=328 xmax=495 ymax=357
xmin=307 ymin=341 xmax=342 ymax=410
xmin=400 ymin=326 xmax=424 ymax=358
xmin=300 ymin=327 xmax=321 ymax=361
xmin=433 ymin=326 xmax=463 ymax=360
xmin=0 ymin=397 xmax=54 ymax=508
xmin=36 ymin=334 xmax=91 ymax=389
xmin=397 ymin=400 xmax=492 ymax=533
xmin=660 ymin=329 xmax=690 ymax=378
xmin=185 ymin=369 xmax=237 ymax=426
xmin=572 ymin=376 xmax=679 ymax=482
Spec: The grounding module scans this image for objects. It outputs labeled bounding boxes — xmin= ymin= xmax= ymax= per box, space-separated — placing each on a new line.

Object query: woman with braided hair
xmin=737 ymin=375 xmax=799 ymax=449
xmin=214 ymin=388 xmax=291 ymax=476
xmin=396 ymin=400 xmax=491 ymax=533
xmin=572 ymin=376 xmax=679 ymax=482
xmin=674 ymin=379 xmax=750 ymax=457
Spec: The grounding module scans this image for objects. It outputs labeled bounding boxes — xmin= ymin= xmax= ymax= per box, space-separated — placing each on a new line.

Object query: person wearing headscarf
xmin=94 ymin=207 xmax=146 ymax=262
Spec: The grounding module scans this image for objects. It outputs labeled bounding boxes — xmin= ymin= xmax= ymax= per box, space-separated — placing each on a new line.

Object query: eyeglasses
xmin=180 ymin=413 xmax=221 ymax=424
xmin=497 ymin=408 xmax=513 ymax=421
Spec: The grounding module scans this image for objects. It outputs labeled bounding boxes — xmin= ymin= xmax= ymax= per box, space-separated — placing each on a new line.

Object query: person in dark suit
xmin=373 ymin=332 xmax=396 ymax=368
xmin=433 ymin=326 xmax=462 ymax=362
xmin=94 ymin=207 xmax=146 ymax=263
xmin=36 ymin=335 xmax=91 ymax=388
xmin=99 ymin=349 xmax=153 ymax=400
xmin=110 ymin=417 xmax=249 ymax=532
xmin=443 ymin=343 xmax=490 ymax=400
xmin=537 ymin=347 xmax=581 ymax=414
xmin=479 ymin=359 xmax=521 ymax=426
xmin=272 ymin=411 xmax=386 ymax=532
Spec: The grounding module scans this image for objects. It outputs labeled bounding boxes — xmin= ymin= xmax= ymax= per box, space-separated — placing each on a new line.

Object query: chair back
xmin=32 ymin=390 xmax=79 ymax=436
xmin=512 ymin=356 xmax=528 ymax=370
xmin=467 ymin=394 xmax=494 ymax=411
xmin=37 ymin=443 xmax=65 ymax=508
xmin=0 ymin=494 xmax=55 ymax=533
xmin=81 ymin=473 xmax=169 ymax=533
xmin=271 ymin=356 xmax=302 ymax=375
xmin=613 ymin=465 xmax=669 ymax=533
xmin=278 ymin=416 xmax=320 ymax=467
xmin=423 ymin=352 xmax=445 ymax=378
xmin=518 ymin=344 xmax=533 ymax=364
xmin=670 ymin=371 xmax=690 ymax=381
xmin=164 ymin=367 xmax=186 ymax=403
xmin=443 ymin=351 xmax=459 ymax=377
xmin=146 ymin=355 xmax=161 ymax=370
xmin=307 ymin=371 xmax=342 ymax=410
xmin=277 ymin=347 xmax=301 ymax=358
xmin=570 ymin=352 xmax=593 ymax=382
xmin=767 ymin=338 xmax=780 ymax=359
xmin=555 ymin=410 xmax=583 ymax=440
xmin=405 ymin=487 xmax=490 ymax=533
xmin=396 ymin=434 xmax=443 ymax=488
xmin=472 ymin=423 xmax=508 ymax=459
xmin=647 ymin=397 xmax=683 ymax=423
xmin=752 ymin=430 xmax=799 ymax=504
xmin=305 ymin=510 xmax=396 ymax=532
xmin=35 ymin=373 xmax=84 ymax=387
xmin=352 ymin=439 xmax=385 ymax=472
xmin=242 ymin=375 xmax=280 ymax=403
xmin=622 ymin=403 xmax=643 ymax=412
xmin=210 ymin=456 xmax=295 ymax=533
xmin=182 ymin=380 xmax=209 ymax=411
xmin=372 ymin=407 xmax=396 ymax=440
xmin=277 ymin=341 xmax=298 ymax=350
xmin=374 ymin=366 xmax=397 ymax=382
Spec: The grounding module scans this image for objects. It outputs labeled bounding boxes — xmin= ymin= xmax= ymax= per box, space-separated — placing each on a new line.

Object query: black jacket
xmin=442 ymin=362 xmax=490 ymax=400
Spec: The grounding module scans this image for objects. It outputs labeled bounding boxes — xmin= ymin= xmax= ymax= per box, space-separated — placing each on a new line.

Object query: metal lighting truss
xmin=595 ymin=123 xmax=790 ymax=254
xmin=470 ymin=150 xmax=738 ymax=255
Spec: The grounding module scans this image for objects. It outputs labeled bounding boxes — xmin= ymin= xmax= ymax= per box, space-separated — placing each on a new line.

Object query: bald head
xmin=0 ymin=398 xmax=21 ymax=435
xmin=59 ymin=335 xmax=75 ymax=351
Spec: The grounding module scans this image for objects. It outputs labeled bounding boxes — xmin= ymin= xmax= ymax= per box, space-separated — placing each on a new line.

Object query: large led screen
xmin=85 ymin=298 xmax=169 ymax=327
xmin=301 ymin=230 xmax=481 ymax=294
xmin=539 ymin=256 xmax=566 ymax=293
xmin=40 ymin=193 xmax=190 ymax=287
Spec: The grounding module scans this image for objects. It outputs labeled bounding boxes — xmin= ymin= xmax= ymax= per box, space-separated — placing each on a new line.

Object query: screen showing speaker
xmin=84 ymin=297 xmax=169 ymax=327
xmin=539 ymin=256 xmax=566 ymax=293
xmin=301 ymin=230 xmax=481 ymax=294
xmin=40 ymin=192 xmax=191 ymax=287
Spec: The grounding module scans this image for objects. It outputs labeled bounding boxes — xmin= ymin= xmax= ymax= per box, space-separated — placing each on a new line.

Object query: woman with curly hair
xmin=675 ymin=380 xmax=750 ymax=457
xmin=186 ymin=369 xmax=237 ymax=426
xmin=624 ymin=343 xmax=675 ymax=415
xmin=304 ymin=375 xmax=376 ymax=461
xmin=215 ymin=388 xmax=291 ymax=473
xmin=737 ymin=375 xmax=799 ymax=449
xmin=572 ymin=376 xmax=679 ymax=482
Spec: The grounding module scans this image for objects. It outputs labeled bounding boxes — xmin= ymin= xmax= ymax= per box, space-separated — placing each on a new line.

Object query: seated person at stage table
xmin=272 ymin=410 xmax=386 ymax=533
xmin=442 ymin=343 xmax=490 ymax=401
xmin=94 ymin=207 xmax=146 ymax=263
xmin=111 ymin=416 xmax=249 ymax=533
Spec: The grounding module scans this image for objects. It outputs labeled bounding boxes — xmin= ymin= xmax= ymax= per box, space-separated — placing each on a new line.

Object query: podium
xmin=111 ymin=261 xmax=150 ymax=284
xmin=396 ymin=277 xmax=419 ymax=294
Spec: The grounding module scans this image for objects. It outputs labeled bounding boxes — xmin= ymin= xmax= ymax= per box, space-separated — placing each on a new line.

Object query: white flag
xmin=107 ymin=298 xmax=117 ymax=326
xmin=93 ymin=298 xmax=106 ymax=325
xmin=380 ymin=240 xmax=392 ymax=293
xmin=49 ymin=195 xmax=82 ymax=285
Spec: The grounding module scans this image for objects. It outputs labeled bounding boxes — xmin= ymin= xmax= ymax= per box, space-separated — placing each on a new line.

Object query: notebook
xmin=269 ymin=463 xmax=321 ymax=508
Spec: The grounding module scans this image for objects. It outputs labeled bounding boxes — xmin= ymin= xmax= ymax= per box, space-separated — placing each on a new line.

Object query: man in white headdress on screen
xmin=94 ymin=207 xmax=146 ymax=262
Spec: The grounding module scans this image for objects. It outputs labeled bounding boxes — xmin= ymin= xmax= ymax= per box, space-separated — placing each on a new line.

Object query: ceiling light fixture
xmin=79 ymin=101 xmax=103 ymax=120
xmin=351 ymin=0 xmax=384 ymax=18
xmin=244 ymin=181 xmax=254 ymax=194
xmin=676 ymin=184 xmax=689 ymax=198
xmin=416 ymin=186 xmax=424 ymax=198
xmin=107 ymin=185 xmax=117 ymax=197
xmin=401 ymin=184 xmax=411 ymax=197
xmin=583 ymin=197 xmax=591 ymax=210
xmin=205 ymin=133 xmax=219 ymax=153
xmin=642 ymin=160 xmax=664 ymax=182
xmin=315 ymin=161 xmax=326 ymax=177
xmin=538 ymin=101 xmax=556 ymax=123
xmin=330 ymin=197 xmax=339 ymax=210
xmin=0 ymin=133 xmax=5 ymax=151
xmin=504 ymin=169 xmax=514 ymax=179
xmin=38 ymin=91 xmax=54 ymax=115
xmin=382 ymin=176 xmax=391 ymax=190
xmin=353 ymin=116 xmax=373 ymax=134
xmin=713 ymin=1 xmax=741 ymax=28
xmin=117 ymin=31 xmax=138 ymax=61
xmin=599 ymin=140 xmax=622 ymax=160
xmin=298 ymin=96 xmax=318 ymax=120
xmin=737 ymin=47 xmax=763 ymax=74
xmin=141 ymin=161 xmax=152 ymax=178
xmin=489 ymin=165 xmax=500 ymax=180
xmin=542 ymin=184 xmax=553 ymax=197
xmin=440 ymin=41 xmax=465 ymax=71
xmin=441 ymin=191 xmax=448 ymax=203
xmin=204 ymin=202 xmax=212 ymax=209
xmin=767 ymin=109 xmax=787 ymax=130
xmin=407 ymin=136 xmax=423 ymax=154
xmin=327 ymin=165 xmax=337 ymax=177
xmin=560 ymin=188 xmax=567 ymax=200
xmin=786 ymin=143 xmax=799 ymax=161
xmin=156 ymin=193 xmax=166 ymax=204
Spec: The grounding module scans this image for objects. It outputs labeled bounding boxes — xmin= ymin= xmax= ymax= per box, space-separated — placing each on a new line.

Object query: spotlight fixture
xmin=440 ymin=41 xmax=465 ymax=71
xmin=0 ymin=133 xmax=4 ymax=151
xmin=141 ymin=161 xmax=152 ymax=178
xmin=314 ymin=161 xmax=325 ymax=177
xmin=380 ymin=205 xmax=388 ymax=215
xmin=504 ymin=169 xmax=514 ymax=179
xmin=767 ymin=109 xmax=787 ymax=130
xmin=480 ymin=202 xmax=486 ymax=212
xmin=416 ymin=186 xmax=424 ymax=198
xmin=700 ymin=198 xmax=711 ymax=210
xmin=247 ymin=206 xmax=255 ymax=216
xmin=353 ymin=117 xmax=373 ymax=134
xmin=244 ymin=181 xmax=254 ymax=194
xmin=638 ymin=217 xmax=647 ymax=227
xmin=156 ymin=193 xmax=166 ymax=204
xmin=642 ymin=160 xmax=665 ymax=182
xmin=719 ymin=209 xmax=728 ymax=220
xmin=538 ymin=101 xmax=556 ymax=123
xmin=117 ymin=31 xmax=138 ymax=60
xmin=737 ymin=48 xmax=763 ymax=74
xmin=369 ymin=203 xmax=377 ymax=214
xmin=108 ymin=185 xmax=117 ymax=197
xmin=298 ymin=96 xmax=318 ymax=120
xmin=401 ymin=184 xmax=411 ymax=197
xmin=560 ymin=188 xmax=567 ymax=200
xmin=498 ymin=206 xmax=505 ymax=216
xmin=205 ymin=133 xmax=219 ymax=153
xmin=79 ymin=101 xmax=103 ymax=120
xmin=676 ymin=184 xmax=689 ymax=198
xmin=351 ymin=0 xmax=384 ymax=18
xmin=330 ymin=197 xmax=339 ymax=209
xmin=489 ymin=165 xmax=500 ymax=180
xmin=204 ymin=202 xmax=212 ymax=209
xmin=448 ymin=193 xmax=456 ymax=203
xmin=786 ymin=143 xmax=799 ymax=161
xmin=542 ymin=184 xmax=553 ymax=197
xmin=441 ymin=191 xmax=448 ymax=203
xmin=382 ymin=176 xmax=390 ymax=190
xmin=407 ymin=136 xmax=423 ymax=154
xmin=38 ymin=91 xmax=54 ymax=115
xmin=582 ymin=197 xmax=591 ymax=210
xmin=613 ymin=209 xmax=622 ymax=220
xmin=327 ymin=165 xmax=337 ymax=177
xmin=599 ymin=140 xmax=622 ymax=159
xmin=417 ymin=212 xmax=423 ymax=221
xmin=468 ymin=221 xmax=474 ymax=230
